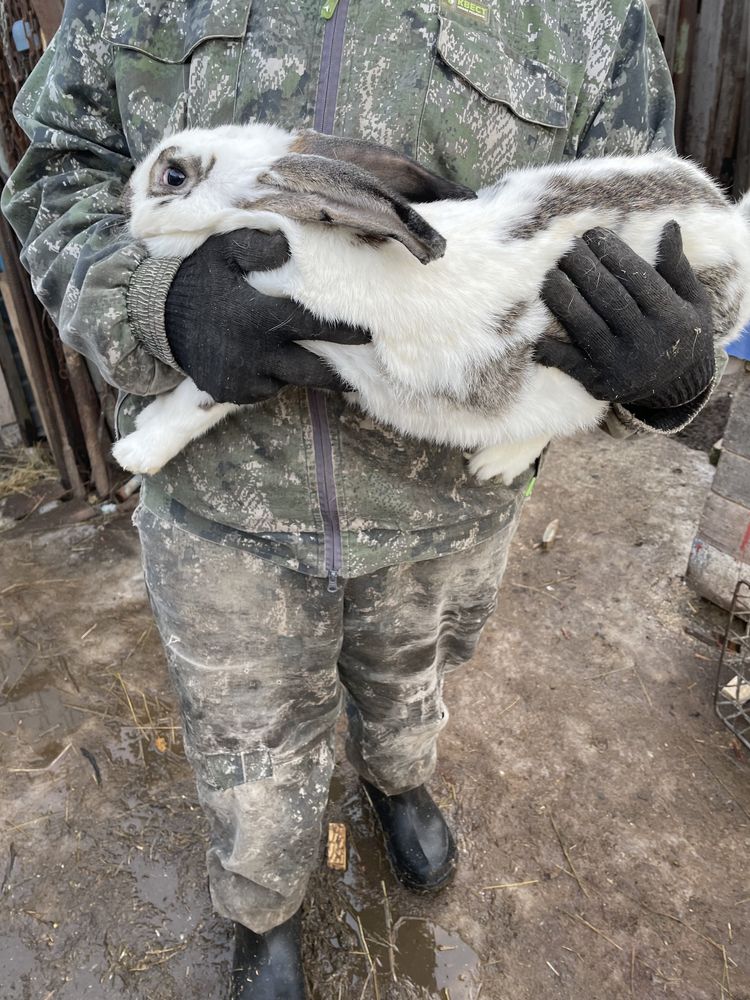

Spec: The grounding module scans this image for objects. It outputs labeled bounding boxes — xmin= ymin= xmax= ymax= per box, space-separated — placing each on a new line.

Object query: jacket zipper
xmin=310 ymin=0 xmax=350 ymax=593
xmin=309 ymin=390 xmax=343 ymax=593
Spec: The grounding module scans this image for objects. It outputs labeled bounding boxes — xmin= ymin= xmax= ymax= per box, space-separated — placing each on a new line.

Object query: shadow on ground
xmin=1 ymin=431 xmax=748 ymax=999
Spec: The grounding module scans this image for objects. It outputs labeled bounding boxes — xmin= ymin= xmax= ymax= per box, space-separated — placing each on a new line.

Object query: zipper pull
xmin=327 ymin=570 xmax=339 ymax=593
xmin=320 ymin=0 xmax=339 ymax=19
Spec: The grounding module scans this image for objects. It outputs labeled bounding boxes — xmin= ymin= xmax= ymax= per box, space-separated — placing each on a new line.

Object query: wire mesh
xmin=715 ymin=580 xmax=750 ymax=749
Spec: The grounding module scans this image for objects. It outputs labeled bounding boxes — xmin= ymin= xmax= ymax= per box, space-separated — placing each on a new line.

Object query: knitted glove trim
xmin=627 ymin=346 xmax=715 ymax=412
xmin=128 ymin=256 xmax=185 ymax=372
xmin=613 ymin=378 xmax=714 ymax=435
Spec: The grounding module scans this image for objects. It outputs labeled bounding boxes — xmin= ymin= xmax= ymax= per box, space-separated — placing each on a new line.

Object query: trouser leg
xmin=340 ymin=518 xmax=519 ymax=795
xmin=135 ymin=508 xmax=343 ymax=933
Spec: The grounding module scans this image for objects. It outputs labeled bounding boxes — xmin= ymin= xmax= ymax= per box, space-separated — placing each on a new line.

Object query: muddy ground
xmin=1 ymin=424 xmax=749 ymax=1000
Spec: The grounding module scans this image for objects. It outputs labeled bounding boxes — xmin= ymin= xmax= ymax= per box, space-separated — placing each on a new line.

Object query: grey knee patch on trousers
xmin=193 ymin=747 xmax=275 ymax=792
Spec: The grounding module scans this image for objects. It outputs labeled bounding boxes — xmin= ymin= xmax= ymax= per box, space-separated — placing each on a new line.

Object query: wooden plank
xmin=646 ymin=0 xmax=668 ymax=38
xmin=61 ymin=344 xmax=113 ymax=498
xmin=738 ymin=78 xmax=750 ymax=198
xmin=0 ymin=317 xmax=34 ymax=443
xmin=733 ymin=1 xmax=750 ymax=197
xmin=696 ymin=491 xmax=750 ymax=562
xmin=709 ymin=2 xmax=748 ymax=181
xmin=326 ymin=823 xmax=347 ymax=871
xmin=682 ymin=0 xmax=747 ymax=178
xmin=0 ymin=361 xmax=15 ymax=428
xmin=713 ymin=449 xmax=750 ymax=508
xmin=0 ymin=275 xmax=53 ymax=442
xmin=683 ymin=0 xmax=725 ymax=166
xmin=688 ymin=535 xmax=749 ymax=610
xmin=722 ymin=378 xmax=750 ymax=461
xmin=737 ymin=5 xmax=750 ymax=197
xmin=660 ymin=0 xmax=682 ymax=68
xmin=30 ymin=0 xmax=64 ymax=47
xmin=672 ymin=0 xmax=700 ymax=154
xmin=0 ymin=220 xmax=85 ymax=497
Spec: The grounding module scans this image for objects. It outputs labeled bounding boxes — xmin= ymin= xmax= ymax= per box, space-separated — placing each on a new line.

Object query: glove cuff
xmin=128 ymin=256 xmax=185 ymax=371
xmin=607 ymin=345 xmax=728 ymax=436
xmin=615 ymin=381 xmax=713 ymax=434
xmin=628 ymin=350 xmax=716 ymax=414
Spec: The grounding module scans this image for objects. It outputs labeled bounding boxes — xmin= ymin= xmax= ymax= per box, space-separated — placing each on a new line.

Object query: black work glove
xmin=165 ymin=229 xmax=370 ymax=404
xmin=536 ymin=222 xmax=715 ymax=427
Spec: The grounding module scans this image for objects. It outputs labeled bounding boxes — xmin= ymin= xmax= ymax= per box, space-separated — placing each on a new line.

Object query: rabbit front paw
xmin=112 ymin=428 xmax=174 ymax=476
xmin=468 ymin=438 xmax=548 ymax=485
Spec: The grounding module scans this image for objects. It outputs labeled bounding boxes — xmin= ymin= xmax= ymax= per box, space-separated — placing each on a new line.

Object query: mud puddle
xmin=307 ymin=775 xmax=482 ymax=999
xmin=0 ymin=657 xmax=82 ymax=748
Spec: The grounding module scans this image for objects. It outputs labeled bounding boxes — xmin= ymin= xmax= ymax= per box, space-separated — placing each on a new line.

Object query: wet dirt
xmin=1 ymin=430 xmax=749 ymax=1000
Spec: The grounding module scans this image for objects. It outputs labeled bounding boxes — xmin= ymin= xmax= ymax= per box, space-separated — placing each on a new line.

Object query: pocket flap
xmin=436 ymin=16 xmax=569 ymax=129
xmin=103 ymin=0 xmax=251 ymax=63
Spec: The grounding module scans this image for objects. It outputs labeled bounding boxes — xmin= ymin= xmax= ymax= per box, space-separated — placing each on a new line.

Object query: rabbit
xmin=113 ymin=122 xmax=750 ymax=483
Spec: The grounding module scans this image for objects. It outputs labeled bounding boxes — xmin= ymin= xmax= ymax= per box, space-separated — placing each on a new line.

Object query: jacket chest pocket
xmin=417 ymin=16 xmax=570 ymax=189
xmin=102 ymin=0 xmax=252 ymax=161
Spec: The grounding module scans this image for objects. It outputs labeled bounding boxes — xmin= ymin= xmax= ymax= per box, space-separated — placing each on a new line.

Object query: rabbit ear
xmin=290 ymin=130 xmax=476 ymax=204
xmin=250 ymin=154 xmax=447 ymax=264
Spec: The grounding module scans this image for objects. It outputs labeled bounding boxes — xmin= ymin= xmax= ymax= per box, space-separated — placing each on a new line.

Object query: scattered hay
xmin=0 ymin=444 xmax=58 ymax=500
xmin=113 ymin=671 xmax=181 ymax=761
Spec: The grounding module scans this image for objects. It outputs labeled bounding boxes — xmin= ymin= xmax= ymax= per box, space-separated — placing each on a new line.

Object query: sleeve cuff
xmin=127 ymin=255 xmax=184 ymax=372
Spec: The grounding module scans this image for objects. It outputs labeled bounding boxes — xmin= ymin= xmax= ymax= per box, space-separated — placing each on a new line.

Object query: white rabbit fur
xmin=114 ymin=122 xmax=750 ymax=481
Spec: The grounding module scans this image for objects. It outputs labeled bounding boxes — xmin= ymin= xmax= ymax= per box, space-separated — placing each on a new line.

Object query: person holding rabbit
xmin=2 ymin=1 xmax=719 ymax=996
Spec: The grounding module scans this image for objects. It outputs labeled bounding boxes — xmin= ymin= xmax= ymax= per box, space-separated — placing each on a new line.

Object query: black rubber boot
xmin=361 ymin=779 xmax=458 ymax=893
xmin=230 ymin=911 xmax=308 ymax=999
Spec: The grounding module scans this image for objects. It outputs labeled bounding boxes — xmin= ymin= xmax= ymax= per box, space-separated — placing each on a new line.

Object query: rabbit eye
xmin=163 ymin=167 xmax=187 ymax=188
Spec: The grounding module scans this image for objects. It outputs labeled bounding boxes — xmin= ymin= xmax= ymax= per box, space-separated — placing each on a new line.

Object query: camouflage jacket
xmin=3 ymin=0 xmax=676 ymax=582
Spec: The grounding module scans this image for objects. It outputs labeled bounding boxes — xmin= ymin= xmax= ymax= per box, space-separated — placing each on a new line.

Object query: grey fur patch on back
xmin=463 ymin=341 xmax=534 ymax=415
xmin=507 ymin=165 xmax=726 ymax=240
xmin=696 ymin=262 xmax=743 ymax=338
xmin=433 ymin=304 xmax=534 ymax=414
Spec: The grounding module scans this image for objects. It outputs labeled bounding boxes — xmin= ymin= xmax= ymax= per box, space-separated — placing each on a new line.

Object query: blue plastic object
xmin=11 ymin=19 xmax=31 ymax=51
xmin=729 ymin=321 xmax=750 ymax=362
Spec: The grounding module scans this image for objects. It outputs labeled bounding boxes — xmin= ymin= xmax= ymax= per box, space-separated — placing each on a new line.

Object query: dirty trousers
xmin=135 ymin=507 xmax=517 ymax=932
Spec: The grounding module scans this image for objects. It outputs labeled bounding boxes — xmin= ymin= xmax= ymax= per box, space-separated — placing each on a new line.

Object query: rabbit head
xmin=126 ymin=123 xmax=295 ymax=255
xmin=126 ymin=124 xmax=475 ymax=263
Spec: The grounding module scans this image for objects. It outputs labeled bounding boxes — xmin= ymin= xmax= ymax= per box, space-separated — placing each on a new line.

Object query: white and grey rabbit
xmin=114 ymin=123 xmax=750 ymax=482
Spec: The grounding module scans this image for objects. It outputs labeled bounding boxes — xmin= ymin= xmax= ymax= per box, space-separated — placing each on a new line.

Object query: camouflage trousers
xmin=134 ymin=506 xmax=519 ymax=932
